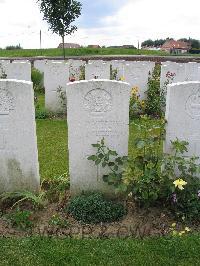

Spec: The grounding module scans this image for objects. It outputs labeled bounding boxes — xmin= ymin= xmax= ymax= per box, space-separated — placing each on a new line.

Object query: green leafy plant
xmin=88 ymin=138 xmax=128 ymax=193
xmin=124 ymin=116 xmax=166 ymax=206
xmin=110 ymin=66 xmax=118 ymax=80
xmin=48 ymin=214 xmax=70 ymax=228
xmin=57 ymin=86 xmax=67 ymax=112
xmin=6 ymin=208 xmax=33 ymax=230
xmin=67 ymin=192 xmax=126 ymax=224
xmin=42 ymin=173 xmax=70 ymax=203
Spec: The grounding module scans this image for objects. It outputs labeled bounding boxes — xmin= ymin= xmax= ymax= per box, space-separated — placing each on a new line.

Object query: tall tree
xmin=37 ymin=0 xmax=82 ymax=59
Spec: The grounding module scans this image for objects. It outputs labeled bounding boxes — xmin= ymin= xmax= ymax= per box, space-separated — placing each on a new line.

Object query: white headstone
xmin=44 ymin=61 xmax=69 ymax=112
xmin=66 ymin=80 xmax=131 ymax=196
xmin=0 ymin=79 xmax=40 ymax=193
xmin=34 ymin=60 xmax=48 ymax=73
xmin=165 ymin=81 xmax=200 ymax=158
xmin=85 ymin=62 xmax=110 ymax=80
xmin=5 ymin=62 xmax=31 ymax=81
xmin=160 ymin=62 xmax=200 ymax=90
xmin=124 ymin=61 xmax=155 ymax=99
xmin=185 ymin=62 xmax=199 ymax=81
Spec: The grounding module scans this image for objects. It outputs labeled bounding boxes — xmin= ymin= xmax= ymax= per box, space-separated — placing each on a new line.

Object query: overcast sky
xmin=0 ymin=0 xmax=199 ymax=49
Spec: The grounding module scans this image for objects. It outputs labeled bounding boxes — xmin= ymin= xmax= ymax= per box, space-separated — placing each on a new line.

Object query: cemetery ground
xmin=0 ymin=91 xmax=199 ymax=265
xmin=0 ymin=65 xmax=200 ymax=264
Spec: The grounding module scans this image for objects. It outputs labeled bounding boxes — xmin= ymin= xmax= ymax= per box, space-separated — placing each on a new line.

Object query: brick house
xmin=58 ymin=43 xmax=81 ymax=48
xmin=161 ymin=40 xmax=191 ymax=54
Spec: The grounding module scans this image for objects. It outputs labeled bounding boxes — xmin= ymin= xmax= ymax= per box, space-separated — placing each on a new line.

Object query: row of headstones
xmin=0 ymin=60 xmax=31 ymax=81
xmin=41 ymin=60 xmax=200 ymax=113
xmin=41 ymin=60 xmax=155 ymax=112
xmin=0 ymin=78 xmax=199 ymax=196
xmin=1 ymin=59 xmax=200 ymax=113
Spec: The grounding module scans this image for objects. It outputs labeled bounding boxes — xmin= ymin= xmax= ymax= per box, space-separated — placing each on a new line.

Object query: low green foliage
xmin=48 ymin=214 xmax=70 ymax=228
xmin=5 ymin=208 xmax=33 ymax=230
xmin=0 ymin=191 xmax=46 ymax=209
xmin=42 ymin=173 xmax=70 ymax=202
xmin=88 ymin=117 xmax=200 ymax=220
xmin=35 ymin=109 xmax=51 ymax=119
xmin=67 ymin=193 xmax=126 ymax=224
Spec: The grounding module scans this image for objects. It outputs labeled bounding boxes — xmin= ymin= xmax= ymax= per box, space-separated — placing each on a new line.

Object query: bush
xmin=145 ymin=65 xmax=162 ymax=117
xmin=31 ymin=67 xmax=44 ymax=93
xmin=67 ymin=193 xmax=126 ymax=224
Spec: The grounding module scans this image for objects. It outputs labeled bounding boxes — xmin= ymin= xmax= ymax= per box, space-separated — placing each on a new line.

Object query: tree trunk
xmin=62 ymin=35 xmax=65 ymax=60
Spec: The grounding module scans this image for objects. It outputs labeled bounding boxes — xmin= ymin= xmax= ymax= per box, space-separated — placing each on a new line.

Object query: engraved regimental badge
xmin=84 ymin=89 xmax=112 ymax=113
xmin=185 ymin=89 xmax=200 ymax=119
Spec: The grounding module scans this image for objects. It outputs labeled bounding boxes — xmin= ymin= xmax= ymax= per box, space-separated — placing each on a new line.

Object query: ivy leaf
xmin=98 ymin=153 xmax=104 ymax=159
xmin=95 ymin=159 xmax=102 ymax=165
xmin=114 ymin=165 xmax=119 ymax=171
xmin=92 ymin=143 xmax=100 ymax=148
xmin=109 ymin=150 xmax=118 ymax=156
xmin=87 ymin=155 xmax=97 ymax=161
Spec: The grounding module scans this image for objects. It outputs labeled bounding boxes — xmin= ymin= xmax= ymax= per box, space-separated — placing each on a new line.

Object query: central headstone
xmin=66 ymin=80 xmax=130 ymax=196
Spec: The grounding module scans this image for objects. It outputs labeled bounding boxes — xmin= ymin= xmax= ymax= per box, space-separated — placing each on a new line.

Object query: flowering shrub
xmin=88 ymin=118 xmax=200 ymax=221
xmin=162 ymin=139 xmax=200 ymax=221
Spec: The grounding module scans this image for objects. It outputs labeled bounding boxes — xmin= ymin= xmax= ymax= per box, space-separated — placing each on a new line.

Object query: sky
xmin=0 ymin=0 xmax=199 ymax=49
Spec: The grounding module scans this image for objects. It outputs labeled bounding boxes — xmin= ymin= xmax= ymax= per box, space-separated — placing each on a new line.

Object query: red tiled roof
xmin=162 ymin=40 xmax=191 ymax=49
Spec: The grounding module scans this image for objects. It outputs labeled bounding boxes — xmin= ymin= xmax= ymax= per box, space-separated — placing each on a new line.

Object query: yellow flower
xmin=178 ymin=231 xmax=185 ymax=236
xmin=120 ymin=76 xmax=125 ymax=81
xmin=185 ymin=227 xmax=191 ymax=232
xmin=132 ymin=86 xmax=139 ymax=93
xmin=172 ymin=230 xmax=177 ymax=236
xmin=173 ymin=179 xmax=187 ymax=190
xmin=171 ymin=223 xmax=176 ymax=227
xmin=141 ymin=100 xmax=145 ymax=107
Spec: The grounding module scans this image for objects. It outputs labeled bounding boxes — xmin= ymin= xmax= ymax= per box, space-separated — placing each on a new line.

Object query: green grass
xmin=0 ymin=235 xmax=200 ymax=265
xmin=0 ymin=47 xmax=169 ymax=57
xmin=36 ymin=119 xmax=68 ymax=180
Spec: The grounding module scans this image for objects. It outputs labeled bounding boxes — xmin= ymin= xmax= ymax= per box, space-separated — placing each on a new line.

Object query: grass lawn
xmin=0 ymin=235 xmax=200 ymax=266
xmin=0 ymin=47 xmax=169 ymax=57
